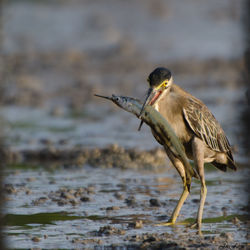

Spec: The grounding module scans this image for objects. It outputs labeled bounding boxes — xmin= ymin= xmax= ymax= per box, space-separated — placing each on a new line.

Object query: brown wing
xmin=183 ymin=97 xmax=234 ymax=161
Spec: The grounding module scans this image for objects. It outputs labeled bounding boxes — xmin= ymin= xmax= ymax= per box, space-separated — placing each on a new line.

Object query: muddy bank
xmin=4 ymin=144 xmax=167 ymax=170
xmin=3 ymin=160 xmax=249 ymax=249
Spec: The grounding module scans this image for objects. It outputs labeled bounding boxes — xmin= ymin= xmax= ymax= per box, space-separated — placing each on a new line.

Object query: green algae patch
xmin=183 ymin=214 xmax=250 ymax=224
xmin=47 ymin=125 xmax=76 ymax=133
xmin=9 ymin=121 xmax=38 ymax=130
xmin=7 ymin=163 xmax=41 ymax=171
xmin=3 ymin=212 xmax=83 ymax=227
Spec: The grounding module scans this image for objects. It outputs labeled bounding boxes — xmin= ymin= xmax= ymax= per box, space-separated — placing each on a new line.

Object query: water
xmin=3 ymin=164 xmax=249 ymax=249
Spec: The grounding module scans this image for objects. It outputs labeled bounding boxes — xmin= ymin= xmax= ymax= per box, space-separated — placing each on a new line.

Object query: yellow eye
xmin=156 ymin=80 xmax=168 ymax=90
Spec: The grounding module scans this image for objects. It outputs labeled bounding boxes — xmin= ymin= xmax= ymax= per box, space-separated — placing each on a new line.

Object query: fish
xmin=94 ymin=94 xmax=197 ymax=190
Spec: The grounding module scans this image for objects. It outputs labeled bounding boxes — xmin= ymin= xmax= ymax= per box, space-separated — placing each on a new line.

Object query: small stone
xmin=143 ymin=235 xmax=156 ymax=243
xmin=60 ymin=192 xmax=75 ymax=200
xmin=106 ymin=206 xmax=120 ymax=211
xmin=128 ymin=220 xmax=143 ymax=229
xmin=58 ymin=139 xmax=68 ymax=145
xmin=149 ymin=198 xmax=161 ymax=207
xmin=69 ymin=199 xmax=79 ymax=206
xmin=125 ymin=196 xmax=136 ymax=206
xmin=26 ymin=177 xmax=36 ymax=182
xmin=192 ymin=199 xmax=199 ymax=203
xmin=50 ymin=106 xmax=64 ymax=117
xmin=114 ymin=192 xmax=124 ymax=200
xmin=31 ymin=236 xmax=40 ymax=242
xmin=68 ymin=189 xmax=76 ymax=194
xmin=4 ymin=184 xmax=17 ymax=194
xmin=57 ymin=200 xmax=68 ymax=206
xmin=220 ymin=232 xmax=233 ymax=241
xmin=98 ymin=225 xmax=125 ymax=236
xmin=86 ymin=186 xmax=95 ymax=194
xmin=25 ymin=189 xmax=32 ymax=195
xmin=40 ymin=138 xmax=53 ymax=145
xmin=33 ymin=197 xmax=48 ymax=205
xmin=246 ymin=232 xmax=250 ymax=240
xmin=221 ymin=206 xmax=227 ymax=217
xmin=72 ymin=238 xmax=80 ymax=243
xmin=232 ymin=217 xmax=240 ymax=225
xmin=80 ymin=196 xmax=91 ymax=202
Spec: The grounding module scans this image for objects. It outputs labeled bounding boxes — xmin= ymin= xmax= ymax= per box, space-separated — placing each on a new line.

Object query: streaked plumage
xmin=183 ymin=97 xmax=235 ymax=168
xmin=140 ymin=67 xmax=237 ymax=231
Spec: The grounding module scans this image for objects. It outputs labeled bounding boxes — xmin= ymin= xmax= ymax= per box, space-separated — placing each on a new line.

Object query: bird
xmin=139 ymin=67 xmax=237 ymax=231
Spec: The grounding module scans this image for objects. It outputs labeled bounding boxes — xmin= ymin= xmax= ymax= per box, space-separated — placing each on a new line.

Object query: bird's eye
xmin=161 ymin=80 xmax=168 ymax=88
xmin=156 ymin=80 xmax=168 ymax=90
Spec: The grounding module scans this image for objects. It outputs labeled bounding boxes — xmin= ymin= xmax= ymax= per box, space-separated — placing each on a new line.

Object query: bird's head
xmin=139 ymin=67 xmax=172 ymax=117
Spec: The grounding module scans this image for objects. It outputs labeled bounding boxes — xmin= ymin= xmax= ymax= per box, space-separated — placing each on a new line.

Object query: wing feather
xmin=183 ymin=97 xmax=233 ymax=160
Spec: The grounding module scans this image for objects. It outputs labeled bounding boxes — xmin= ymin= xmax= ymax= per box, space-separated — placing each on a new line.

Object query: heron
xmin=139 ymin=67 xmax=237 ymax=230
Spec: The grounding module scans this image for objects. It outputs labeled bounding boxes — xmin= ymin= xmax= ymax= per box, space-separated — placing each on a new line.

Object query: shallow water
xmin=3 ymin=163 xmax=249 ymax=249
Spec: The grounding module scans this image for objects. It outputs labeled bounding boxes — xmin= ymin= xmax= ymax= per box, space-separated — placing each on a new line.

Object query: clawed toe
xmin=155 ymin=220 xmax=189 ymax=227
xmin=190 ymin=222 xmax=203 ymax=235
xmin=155 ymin=220 xmax=175 ymax=226
xmin=190 ymin=222 xmax=198 ymax=229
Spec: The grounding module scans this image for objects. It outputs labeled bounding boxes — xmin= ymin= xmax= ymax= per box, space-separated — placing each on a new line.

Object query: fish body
xmin=95 ymin=94 xmax=196 ymax=187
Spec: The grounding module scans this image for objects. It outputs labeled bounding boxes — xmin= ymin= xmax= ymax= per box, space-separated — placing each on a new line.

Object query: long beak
xmin=139 ymin=87 xmax=154 ymax=118
xmin=94 ymin=94 xmax=112 ymax=100
xmin=138 ymin=88 xmax=155 ymax=131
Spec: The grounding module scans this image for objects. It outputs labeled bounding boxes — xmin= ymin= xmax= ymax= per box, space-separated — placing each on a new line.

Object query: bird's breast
xmin=156 ymin=94 xmax=193 ymax=144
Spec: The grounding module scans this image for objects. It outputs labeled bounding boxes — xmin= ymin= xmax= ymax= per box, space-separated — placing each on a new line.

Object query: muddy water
xmin=3 ymin=163 xmax=249 ymax=249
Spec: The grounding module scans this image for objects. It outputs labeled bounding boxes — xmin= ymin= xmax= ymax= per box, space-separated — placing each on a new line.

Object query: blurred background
xmin=0 ymin=0 xmax=249 ymax=249
xmin=1 ymin=0 xmax=249 ymax=156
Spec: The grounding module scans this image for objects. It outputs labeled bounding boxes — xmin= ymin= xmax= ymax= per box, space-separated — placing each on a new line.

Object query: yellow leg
xmin=190 ymin=137 xmax=207 ymax=233
xmin=156 ymin=146 xmax=191 ymax=227
xmin=191 ymin=179 xmax=207 ymax=231
xmin=156 ymin=185 xmax=189 ymax=226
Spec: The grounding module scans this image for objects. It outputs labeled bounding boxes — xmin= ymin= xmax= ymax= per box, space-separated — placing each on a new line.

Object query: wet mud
xmin=3 ymin=160 xmax=249 ymax=249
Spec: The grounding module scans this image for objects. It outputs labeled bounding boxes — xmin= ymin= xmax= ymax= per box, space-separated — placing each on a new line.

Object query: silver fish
xmin=95 ymin=94 xmax=196 ymax=190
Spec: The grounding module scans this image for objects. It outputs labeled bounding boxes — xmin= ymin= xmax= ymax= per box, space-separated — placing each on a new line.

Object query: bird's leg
xmin=156 ymin=147 xmax=190 ymax=226
xmin=190 ymin=138 xmax=207 ymax=233
xmin=167 ymin=184 xmax=189 ymax=225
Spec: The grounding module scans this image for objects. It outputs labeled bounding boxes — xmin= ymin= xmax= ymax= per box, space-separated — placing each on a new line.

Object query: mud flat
xmin=3 ymin=153 xmax=250 ymax=249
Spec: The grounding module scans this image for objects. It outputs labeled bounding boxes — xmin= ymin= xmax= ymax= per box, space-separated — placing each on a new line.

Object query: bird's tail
xmin=212 ymin=157 xmax=237 ymax=172
xmin=227 ymin=157 xmax=237 ymax=171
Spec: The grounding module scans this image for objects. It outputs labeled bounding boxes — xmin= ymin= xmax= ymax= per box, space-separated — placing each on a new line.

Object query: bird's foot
xmin=190 ymin=222 xmax=199 ymax=229
xmin=155 ymin=221 xmax=175 ymax=226
xmin=155 ymin=220 xmax=188 ymax=227
xmin=190 ymin=222 xmax=203 ymax=236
